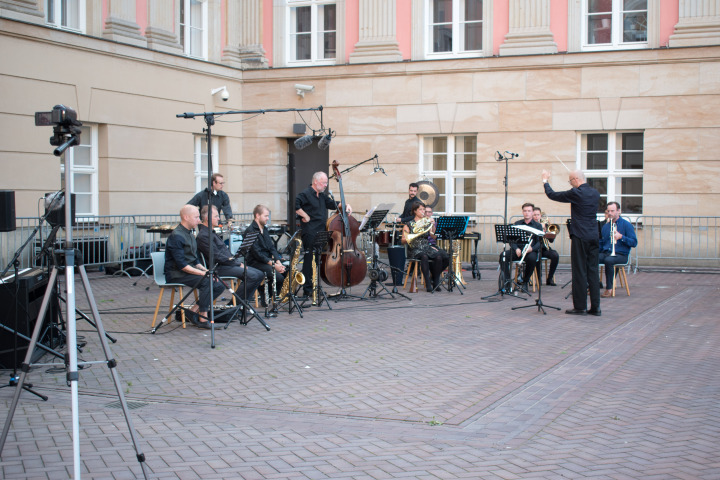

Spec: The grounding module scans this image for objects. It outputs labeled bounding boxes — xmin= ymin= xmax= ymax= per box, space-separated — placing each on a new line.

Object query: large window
xmin=421 ymin=135 xmax=477 ymax=214
xmin=580 ymin=132 xmax=644 ymax=215
xmin=583 ymin=0 xmax=647 ymax=50
xmin=60 ymin=125 xmax=97 ymax=217
xmin=180 ymin=0 xmax=208 ymax=59
xmin=427 ymin=0 xmax=483 ymax=57
xmin=287 ymin=0 xmax=337 ymax=65
xmin=194 ymin=135 xmax=219 ymax=193
xmin=46 ymin=0 xmax=85 ymax=33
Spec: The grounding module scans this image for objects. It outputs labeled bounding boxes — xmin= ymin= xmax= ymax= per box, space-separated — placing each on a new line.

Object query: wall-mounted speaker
xmin=0 ymin=190 xmax=16 ymax=232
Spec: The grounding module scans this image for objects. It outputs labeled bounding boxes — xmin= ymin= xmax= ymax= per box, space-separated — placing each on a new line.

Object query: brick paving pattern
xmin=1 ymin=265 xmax=719 ymax=479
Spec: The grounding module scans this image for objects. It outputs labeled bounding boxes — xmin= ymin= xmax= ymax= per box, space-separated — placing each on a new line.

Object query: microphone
xmin=505 ymin=151 xmax=519 ymax=158
xmin=495 ymin=151 xmax=505 ymax=161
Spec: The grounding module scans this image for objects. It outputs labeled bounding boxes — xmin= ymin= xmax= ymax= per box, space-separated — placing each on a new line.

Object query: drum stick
xmin=554 ymin=154 xmax=571 ymax=172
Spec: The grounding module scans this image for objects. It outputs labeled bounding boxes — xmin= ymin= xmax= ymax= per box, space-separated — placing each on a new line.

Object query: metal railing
xmin=2 ymin=214 xmax=718 ymax=274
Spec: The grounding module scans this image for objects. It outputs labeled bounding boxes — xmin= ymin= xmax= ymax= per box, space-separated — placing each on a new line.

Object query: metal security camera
xmin=211 ymin=86 xmax=229 ymax=102
xmin=295 ymin=84 xmax=315 ymax=97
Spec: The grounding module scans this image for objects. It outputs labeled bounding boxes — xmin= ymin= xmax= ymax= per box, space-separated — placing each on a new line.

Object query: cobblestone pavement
xmin=1 ymin=265 xmax=719 ymax=479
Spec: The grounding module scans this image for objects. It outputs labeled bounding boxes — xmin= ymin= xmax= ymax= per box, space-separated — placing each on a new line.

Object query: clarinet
xmin=272 ymin=264 xmax=278 ymax=304
xmin=263 ymin=270 xmax=270 ymax=316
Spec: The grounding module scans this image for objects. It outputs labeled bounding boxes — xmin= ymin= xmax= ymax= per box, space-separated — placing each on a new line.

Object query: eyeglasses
xmin=568 ymin=178 xmax=577 ymax=185
xmin=215 ymin=181 xmax=225 ymax=185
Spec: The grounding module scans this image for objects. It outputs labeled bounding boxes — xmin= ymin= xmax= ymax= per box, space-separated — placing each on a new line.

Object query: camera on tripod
xmin=35 ymin=105 xmax=83 ymax=156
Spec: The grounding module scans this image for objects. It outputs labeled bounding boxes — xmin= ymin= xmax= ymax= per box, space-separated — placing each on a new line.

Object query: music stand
xmin=225 ymin=230 xmax=271 ymax=330
xmin=481 ymin=224 xmax=529 ymax=301
xmin=511 ymin=224 xmax=560 ymax=315
xmin=360 ymin=205 xmax=400 ymax=300
xmin=432 ymin=216 xmax=468 ymax=294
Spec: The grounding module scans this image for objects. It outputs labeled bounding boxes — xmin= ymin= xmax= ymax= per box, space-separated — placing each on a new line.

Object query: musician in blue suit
xmin=599 ymin=202 xmax=637 ymax=298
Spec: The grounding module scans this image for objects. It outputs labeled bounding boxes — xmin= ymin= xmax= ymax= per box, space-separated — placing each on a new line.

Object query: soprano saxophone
xmin=311 ymin=250 xmax=318 ymax=306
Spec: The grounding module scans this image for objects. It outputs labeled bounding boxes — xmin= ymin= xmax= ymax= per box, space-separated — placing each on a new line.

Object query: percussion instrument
xmin=375 ymin=229 xmax=391 ymax=247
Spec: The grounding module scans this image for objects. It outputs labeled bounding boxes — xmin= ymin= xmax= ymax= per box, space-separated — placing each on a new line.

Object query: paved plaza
xmin=1 ymin=264 xmax=719 ymax=479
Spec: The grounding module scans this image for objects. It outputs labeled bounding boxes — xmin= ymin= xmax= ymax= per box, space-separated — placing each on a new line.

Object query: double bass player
xmin=295 ymin=171 xmax=352 ymax=300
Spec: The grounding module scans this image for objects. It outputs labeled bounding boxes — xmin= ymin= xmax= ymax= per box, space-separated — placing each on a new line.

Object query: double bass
xmin=320 ymin=160 xmax=368 ymax=288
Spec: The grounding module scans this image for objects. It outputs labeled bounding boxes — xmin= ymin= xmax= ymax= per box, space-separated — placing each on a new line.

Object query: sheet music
xmin=359 ymin=203 xmax=394 ymax=230
xmin=512 ymin=224 xmax=545 ymax=236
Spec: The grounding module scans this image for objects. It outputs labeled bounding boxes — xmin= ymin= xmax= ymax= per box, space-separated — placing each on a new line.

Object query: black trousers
xmin=598 ymin=252 xmax=628 ymax=289
xmin=540 ymin=247 xmax=559 ymax=281
xmin=511 ymin=249 xmax=539 ymax=283
xmin=250 ymin=262 xmax=285 ymax=295
xmin=215 ymin=264 xmax=264 ymax=300
xmin=300 ymin=231 xmax=318 ymax=295
xmin=415 ymin=250 xmax=450 ymax=290
xmin=571 ymin=236 xmax=600 ymax=311
xmin=170 ymin=272 xmax=224 ymax=311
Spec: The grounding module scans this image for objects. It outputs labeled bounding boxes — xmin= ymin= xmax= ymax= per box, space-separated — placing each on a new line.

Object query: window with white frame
xmin=583 ymin=0 xmax=648 ymax=50
xmin=580 ymin=131 xmax=644 ymax=215
xmin=60 ymin=124 xmax=98 ymax=217
xmin=426 ymin=0 xmax=484 ymax=57
xmin=421 ymin=135 xmax=477 ymax=214
xmin=180 ymin=0 xmax=208 ymax=60
xmin=194 ymin=135 xmax=219 ymax=193
xmin=287 ymin=0 xmax=337 ymax=65
xmin=46 ymin=0 xmax=86 ymax=33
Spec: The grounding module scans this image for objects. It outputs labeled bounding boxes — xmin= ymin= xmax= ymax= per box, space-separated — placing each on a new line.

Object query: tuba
xmin=279 ymin=237 xmax=305 ymax=302
xmin=405 ymin=217 xmax=433 ymax=247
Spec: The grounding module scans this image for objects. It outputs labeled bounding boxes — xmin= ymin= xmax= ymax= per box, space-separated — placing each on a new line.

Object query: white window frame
xmin=286 ymin=0 xmax=338 ymax=66
xmin=581 ymin=0 xmax=648 ymax=51
xmin=424 ymin=0 xmax=488 ymax=59
xmin=578 ymin=131 xmax=644 ymax=217
xmin=419 ymin=135 xmax=477 ymax=214
xmin=194 ymin=135 xmax=219 ymax=193
xmin=180 ymin=0 xmax=209 ymax=60
xmin=60 ymin=124 xmax=98 ymax=218
xmin=45 ymin=0 xmax=86 ymax=33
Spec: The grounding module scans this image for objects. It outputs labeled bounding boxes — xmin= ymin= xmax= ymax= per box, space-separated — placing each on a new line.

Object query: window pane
xmin=587 ymin=152 xmax=607 ymax=170
xmin=295 ymin=33 xmax=311 ymax=60
xmin=623 ymin=12 xmax=647 ymax=42
xmin=62 ymin=0 xmax=80 ymax=29
xmin=588 ymin=14 xmax=612 ymax=44
xmin=621 ymin=196 xmax=642 ymax=214
xmin=322 ymin=4 xmax=336 ymax=30
xmin=588 ymin=0 xmax=612 ymax=13
xmin=424 ymin=137 xmax=447 ymax=170
xmin=620 ymin=132 xmax=643 ymax=169
xmin=465 ymin=0 xmax=483 ymax=21
xmin=432 ymin=177 xmax=446 ymax=212
xmin=73 ymin=173 xmax=92 ymax=193
xmin=295 ymin=6 xmax=311 ymax=33
xmin=432 ymin=0 xmax=452 ymax=23
xmin=624 ymin=0 xmax=647 ymax=10
xmin=621 ymin=177 xmax=643 ymax=195
xmin=454 ymin=136 xmax=476 ymax=170
xmin=621 ymin=132 xmax=643 ymax=150
xmin=585 ymin=133 xmax=608 ymax=169
xmin=74 ymin=193 xmax=92 ymax=215
xmin=433 ymin=25 xmax=453 ymax=52
xmin=463 ymin=195 xmax=476 ymax=212
xmin=464 ymin=22 xmax=482 ymax=51
xmin=47 ymin=0 xmax=55 ymax=23
xmin=322 ymin=32 xmax=336 ymax=58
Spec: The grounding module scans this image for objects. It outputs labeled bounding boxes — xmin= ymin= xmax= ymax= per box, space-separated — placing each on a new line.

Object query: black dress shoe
xmin=546 ymin=280 xmax=557 ymax=286
xmin=588 ymin=309 xmax=602 ymax=316
xmin=565 ymin=309 xmax=587 ymax=316
xmin=190 ymin=314 xmax=212 ymax=328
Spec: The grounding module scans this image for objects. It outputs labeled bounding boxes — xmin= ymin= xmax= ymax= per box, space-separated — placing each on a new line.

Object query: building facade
xmin=1 ymin=0 xmax=719 ymax=228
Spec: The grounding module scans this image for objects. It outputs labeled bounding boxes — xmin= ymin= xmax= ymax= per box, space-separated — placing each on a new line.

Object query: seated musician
xmin=401 ymin=202 xmax=449 ymax=292
xmin=510 ymin=203 xmax=543 ymax=290
xmin=196 ymin=205 xmax=264 ymax=302
xmin=599 ymin=202 xmax=637 ymax=298
xmin=532 ymin=206 xmax=560 ymax=286
xmin=164 ymin=205 xmax=224 ymax=329
xmin=245 ymin=205 xmax=287 ymax=303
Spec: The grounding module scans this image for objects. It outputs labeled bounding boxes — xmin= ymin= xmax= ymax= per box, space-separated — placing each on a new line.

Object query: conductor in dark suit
xmin=542 ymin=169 xmax=601 ymax=316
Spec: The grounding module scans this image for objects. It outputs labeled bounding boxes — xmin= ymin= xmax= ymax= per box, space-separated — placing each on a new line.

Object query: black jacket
xmin=188 ymin=188 xmax=233 ymax=222
xmin=245 ymin=220 xmax=282 ymax=268
xmin=544 ymin=182 xmax=600 ymax=241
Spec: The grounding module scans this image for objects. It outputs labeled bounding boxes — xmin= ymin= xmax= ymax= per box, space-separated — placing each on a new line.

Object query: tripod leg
xmin=77 ymin=266 xmax=149 ymax=478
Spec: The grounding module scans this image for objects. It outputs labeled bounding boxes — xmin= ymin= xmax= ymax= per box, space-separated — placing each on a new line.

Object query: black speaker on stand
xmin=45 ymin=192 xmax=75 ymax=227
xmin=0 ymin=190 xmax=15 ymax=232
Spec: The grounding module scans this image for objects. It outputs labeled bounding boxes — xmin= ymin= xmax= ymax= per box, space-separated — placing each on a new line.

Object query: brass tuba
xmin=279 ymin=237 xmax=305 ymax=302
xmin=405 ymin=217 xmax=433 ymax=247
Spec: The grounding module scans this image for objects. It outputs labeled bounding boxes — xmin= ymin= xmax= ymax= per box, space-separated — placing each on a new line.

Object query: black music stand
xmin=511 ymin=225 xmax=561 ymax=315
xmin=224 ymin=230 xmax=271 ymax=329
xmin=481 ymin=224 xmax=528 ymax=301
xmin=433 ymin=216 xmax=468 ymax=294
xmin=464 ymin=232 xmax=482 ymax=280
xmin=360 ymin=206 xmax=398 ymax=300
xmin=305 ymin=231 xmax=333 ymax=310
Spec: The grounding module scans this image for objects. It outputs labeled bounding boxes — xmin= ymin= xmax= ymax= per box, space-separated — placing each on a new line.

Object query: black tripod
xmin=360 ymin=207 xmax=400 ymax=300
xmin=511 ymin=226 xmax=561 ymax=315
xmin=432 ymin=216 xmax=469 ymax=294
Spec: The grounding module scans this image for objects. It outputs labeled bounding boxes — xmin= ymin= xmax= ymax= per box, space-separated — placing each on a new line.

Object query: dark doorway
xmin=287 ymin=139 xmax=329 ymax=234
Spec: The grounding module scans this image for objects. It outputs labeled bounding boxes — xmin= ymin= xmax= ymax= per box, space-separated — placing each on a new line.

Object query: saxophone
xmin=452 ymin=239 xmax=465 ymax=285
xmin=311 ymin=250 xmax=318 ymax=306
xmin=279 ymin=237 xmax=305 ymax=302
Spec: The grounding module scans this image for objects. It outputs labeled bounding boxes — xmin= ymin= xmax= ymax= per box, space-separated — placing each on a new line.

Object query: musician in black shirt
xmin=164 ymin=205 xmax=224 ymax=328
xmin=399 ymin=182 xmax=421 ymax=223
xmin=509 ymin=203 xmax=543 ymax=290
xmin=188 ymin=173 xmax=234 ymax=224
xmin=295 ymin=171 xmax=350 ymax=298
xmin=197 ymin=206 xmax=263 ymax=301
xmin=245 ymin=205 xmax=286 ymax=289
xmin=543 ymin=169 xmax=601 ymax=316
